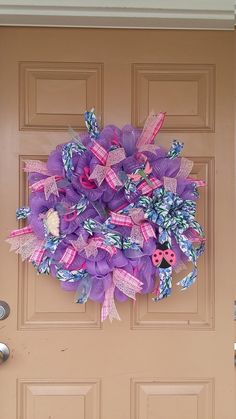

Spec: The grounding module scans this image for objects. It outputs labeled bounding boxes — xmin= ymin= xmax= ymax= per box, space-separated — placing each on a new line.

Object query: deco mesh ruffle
xmin=7 ymin=110 xmax=206 ymax=321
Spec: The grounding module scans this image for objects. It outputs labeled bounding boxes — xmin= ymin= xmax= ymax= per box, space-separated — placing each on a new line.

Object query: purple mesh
xmin=20 ymin=118 xmax=204 ymax=312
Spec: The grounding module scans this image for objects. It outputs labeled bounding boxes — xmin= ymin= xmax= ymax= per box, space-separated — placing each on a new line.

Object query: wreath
xmin=7 ymin=109 xmax=205 ymax=321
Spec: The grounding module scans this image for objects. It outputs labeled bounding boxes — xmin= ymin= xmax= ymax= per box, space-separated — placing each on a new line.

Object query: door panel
xmin=0 ymin=28 xmax=234 ymax=419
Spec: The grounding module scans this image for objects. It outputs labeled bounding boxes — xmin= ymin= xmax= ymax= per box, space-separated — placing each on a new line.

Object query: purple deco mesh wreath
xmin=7 ymin=110 xmax=205 ymax=321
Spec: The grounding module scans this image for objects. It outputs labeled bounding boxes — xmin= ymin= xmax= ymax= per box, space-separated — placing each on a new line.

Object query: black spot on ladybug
xmin=155 ymin=242 xmax=172 ymax=269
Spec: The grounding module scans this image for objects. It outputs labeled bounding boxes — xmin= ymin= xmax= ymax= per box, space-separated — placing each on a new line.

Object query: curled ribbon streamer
xmin=137 ymin=112 xmax=166 ymax=147
xmin=24 ymin=160 xmax=50 ymax=175
xmin=101 ymin=268 xmax=143 ymax=321
xmin=89 ymin=143 xmax=125 ymax=189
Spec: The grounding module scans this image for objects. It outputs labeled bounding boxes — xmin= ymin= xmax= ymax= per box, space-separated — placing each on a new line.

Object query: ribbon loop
xmin=89 ymin=143 xmax=125 ymax=189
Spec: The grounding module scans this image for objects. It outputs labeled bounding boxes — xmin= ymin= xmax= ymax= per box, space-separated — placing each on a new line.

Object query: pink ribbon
xmin=24 ymin=160 xmax=50 ymax=175
xmin=6 ymin=231 xmax=41 ymax=261
xmin=184 ymin=228 xmax=206 ymax=244
xmin=110 ymin=208 xmax=156 ymax=247
xmin=9 ymin=225 xmax=33 ymax=237
xmin=101 ymin=268 xmax=143 ymax=321
xmin=30 ymin=175 xmax=62 ymax=200
xmin=29 ymin=242 xmax=45 ymax=265
xmin=136 ymin=112 xmax=166 ymax=148
xmin=89 ymin=142 xmax=125 ymax=189
xmin=70 ymin=235 xmax=116 ymax=258
xmin=187 ymin=178 xmax=206 ymax=187
xmin=164 ymin=157 xmax=195 ymax=194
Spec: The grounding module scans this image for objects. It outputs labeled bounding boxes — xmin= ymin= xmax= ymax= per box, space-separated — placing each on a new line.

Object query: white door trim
xmin=0 ymin=0 xmax=234 ymax=30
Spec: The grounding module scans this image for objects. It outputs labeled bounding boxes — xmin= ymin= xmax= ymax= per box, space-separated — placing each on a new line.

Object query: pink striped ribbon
xmin=59 ymin=246 xmax=77 ymax=268
xmin=187 ymin=178 xmax=206 ymax=187
xmin=30 ymin=175 xmax=62 ymax=200
xmin=137 ymin=177 xmax=162 ymax=195
xmin=9 ymin=225 xmax=33 ymax=237
xmin=89 ymin=142 xmax=125 ymax=189
xmin=29 ymin=244 xmax=45 ymax=265
xmin=110 ymin=208 xmax=156 ymax=247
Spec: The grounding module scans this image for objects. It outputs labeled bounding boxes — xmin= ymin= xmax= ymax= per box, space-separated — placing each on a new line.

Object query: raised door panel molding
xmin=18 ymin=156 xmax=101 ymax=329
xmin=132 ymin=63 xmax=215 ymax=132
xmin=18 ymin=379 xmax=100 ymax=419
xmin=131 ymin=378 xmax=214 ymax=419
xmin=131 ymin=157 xmax=214 ymax=330
xmin=19 ymin=62 xmax=103 ymax=131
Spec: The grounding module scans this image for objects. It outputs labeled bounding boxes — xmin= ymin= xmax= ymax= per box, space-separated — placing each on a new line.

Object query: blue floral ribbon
xmin=84 ymin=108 xmax=100 ymax=140
xmin=16 ymin=207 xmax=31 ymax=220
xmin=139 ymin=187 xmax=205 ymax=291
xmin=62 ymin=141 xmax=87 ymax=180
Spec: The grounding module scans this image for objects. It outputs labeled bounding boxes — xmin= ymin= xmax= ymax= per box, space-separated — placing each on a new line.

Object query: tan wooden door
xmin=0 ymin=27 xmax=235 ymax=419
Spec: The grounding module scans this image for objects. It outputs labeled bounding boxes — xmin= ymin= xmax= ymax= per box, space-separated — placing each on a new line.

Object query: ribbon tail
xmin=75 ymin=276 xmax=92 ymax=304
xmin=137 ymin=112 xmax=166 ymax=146
xmin=101 ymin=283 xmax=121 ymax=322
xmin=177 ymin=267 xmax=197 ymax=290
xmin=153 ymin=267 xmax=172 ymax=301
xmin=6 ymin=233 xmax=41 ymax=261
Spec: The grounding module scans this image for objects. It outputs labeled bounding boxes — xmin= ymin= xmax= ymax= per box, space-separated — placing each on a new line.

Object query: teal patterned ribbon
xmin=84 ymin=109 xmax=100 ymax=140
xmin=33 ymin=256 xmax=52 ymax=275
xmin=16 ymin=207 xmax=31 ymax=220
xmin=56 ymin=268 xmax=87 ymax=282
xmin=167 ymin=140 xmax=184 ymax=159
xmin=62 ymin=141 xmax=86 ymax=180
xmin=139 ymin=187 xmax=205 ymax=290
xmin=153 ymin=267 xmax=172 ymax=301
xmin=83 ymin=218 xmax=123 ymax=249
xmin=75 ymin=275 xmax=92 ymax=303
